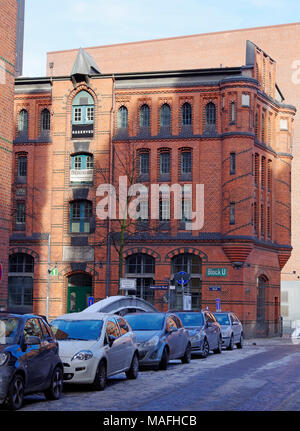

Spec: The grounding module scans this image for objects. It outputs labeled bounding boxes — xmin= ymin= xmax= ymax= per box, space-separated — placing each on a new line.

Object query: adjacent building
xmin=10 ymin=40 xmax=295 ymax=337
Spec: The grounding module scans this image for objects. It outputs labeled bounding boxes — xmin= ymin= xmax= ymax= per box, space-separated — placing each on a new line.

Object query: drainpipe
xmin=106 ymin=75 xmax=115 ymax=298
xmin=46 ymin=232 xmax=51 ymax=320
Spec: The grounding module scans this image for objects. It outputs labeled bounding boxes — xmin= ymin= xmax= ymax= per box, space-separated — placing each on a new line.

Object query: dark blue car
xmin=0 ymin=313 xmax=63 ymax=410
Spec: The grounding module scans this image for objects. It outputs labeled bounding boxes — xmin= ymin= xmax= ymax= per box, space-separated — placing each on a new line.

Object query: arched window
xmin=8 ymin=253 xmax=34 ymax=313
xmin=70 ymin=153 xmax=94 ymax=184
xmin=140 ymin=104 xmax=150 ymax=128
xmin=72 ymin=90 xmax=94 ymax=138
xmin=18 ymin=109 xmax=28 ymax=134
xmin=181 ymin=102 xmax=192 ymax=126
xmin=171 ymin=253 xmax=202 ymax=309
xmin=41 ymin=108 xmax=50 ymax=132
xmin=160 ymin=103 xmax=171 ymax=128
xmin=230 ymin=102 xmax=236 ymax=123
xmin=17 ymin=154 xmax=27 ymax=180
xmin=205 ymin=102 xmax=216 ymax=131
xmin=117 ymin=106 xmax=128 ymax=129
xmin=125 ymin=253 xmax=155 ymax=304
xmin=70 ymin=200 xmax=92 ymax=233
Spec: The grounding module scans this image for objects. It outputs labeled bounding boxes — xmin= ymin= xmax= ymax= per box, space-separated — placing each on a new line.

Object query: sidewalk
xmin=244 ymin=335 xmax=298 ymax=346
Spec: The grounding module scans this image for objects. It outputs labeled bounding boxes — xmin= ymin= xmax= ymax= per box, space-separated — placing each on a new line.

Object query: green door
xmin=67 ymin=274 xmax=92 ymax=313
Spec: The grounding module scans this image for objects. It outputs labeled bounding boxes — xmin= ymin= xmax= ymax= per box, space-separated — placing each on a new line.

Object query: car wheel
xmin=44 ymin=366 xmax=63 ymax=400
xmin=213 ymin=336 xmax=222 ymax=354
xmin=227 ymin=335 xmax=234 ymax=350
xmin=201 ymin=338 xmax=210 ymax=358
xmin=6 ymin=374 xmax=24 ymax=410
xmin=181 ymin=343 xmax=192 ymax=364
xmin=236 ymin=334 xmax=244 ymax=349
xmin=159 ymin=347 xmax=169 ymax=370
xmin=93 ymin=360 xmax=107 ymax=391
xmin=126 ymin=353 xmax=139 ymax=379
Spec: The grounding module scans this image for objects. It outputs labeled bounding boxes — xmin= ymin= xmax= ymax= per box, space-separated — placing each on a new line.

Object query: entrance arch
xmin=67 ymin=273 xmax=92 ymax=313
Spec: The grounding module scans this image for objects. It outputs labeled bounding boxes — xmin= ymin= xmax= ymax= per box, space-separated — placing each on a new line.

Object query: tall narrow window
xmin=16 ymin=202 xmax=26 ymax=226
xmin=267 ymin=159 xmax=272 ymax=191
xmin=205 ymin=102 xmax=216 ymax=131
xmin=253 ymin=201 xmax=258 ymax=234
xmin=140 ymin=104 xmax=150 ymax=128
xmin=267 ymin=205 xmax=271 ymax=239
xmin=41 ymin=108 xmax=50 ymax=132
xmin=139 ymin=152 xmax=149 ymax=175
xmin=72 ymin=91 xmax=94 ymax=139
xmin=254 ymin=153 xmax=259 ymax=186
xmin=261 ymin=203 xmax=265 ymax=238
xmin=230 ymin=202 xmax=235 ymax=225
xmin=230 ymin=102 xmax=236 ymax=123
xmin=17 ymin=155 xmax=27 ymax=179
xmin=261 ymin=112 xmax=265 ymax=143
xmin=160 ymin=104 xmax=171 ymax=128
xmin=18 ymin=109 xmax=28 ymax=134
xmin=255 ymin=112 xmax=258 ymax=137
xmin=230 ymin=153 xmax=236 ymax=175
xmin=117 ymin=106 xmax=128 ymax=129
xmin=70 ymin=200 xmax=92 ymax=233
xmin=181 ymin=102 xmax=192 ymax=126
xmin=181 ymin=151 xmax=192 ymax=175
xmin=181 ymin=198 xmax=192 ymax=222
xmin=160 ymin=152 xmax=170 ymax=175
xmin=261 ymin=156 xmax=266 ymax=189
xmin=159 ymin=199 xmax=170 ymax=221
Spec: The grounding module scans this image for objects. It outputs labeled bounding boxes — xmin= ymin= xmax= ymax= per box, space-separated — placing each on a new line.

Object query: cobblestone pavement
xmin=4 ymin=337 xmax=300 ymax=411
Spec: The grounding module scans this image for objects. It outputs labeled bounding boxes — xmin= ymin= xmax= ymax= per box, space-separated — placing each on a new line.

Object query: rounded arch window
xmin=41 ymin=108 xmax=51 ymax=132
xmin=18 ymin=109 xmax=28 ymax=133
xmin=160 ymin=103 xmax=171 ymax=127
xmin=181 ymin=102 xmax=192 ymax=126
xmin=205 ymin=102 xmax=216 ymax=130
xmin=72 ymin=90 xmax=95 ymax=138
xmin=118 ymin=106 xmax=128 ymax=129
xmin=140 ymin=104 xmax=150 ymax=128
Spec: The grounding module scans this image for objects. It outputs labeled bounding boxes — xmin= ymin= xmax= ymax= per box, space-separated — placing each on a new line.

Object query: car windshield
xmin=125 ymin=314 xmax=165 ymax=331
xmin=0 ymin=317 xmax=20 ymax=345
xmin=214 ymin=313 xmax=230 ymax=325
xmin=50 ymin=319 xmax=103 ymax=340
xmin=176 ymin=313 xmax=204 ymax=327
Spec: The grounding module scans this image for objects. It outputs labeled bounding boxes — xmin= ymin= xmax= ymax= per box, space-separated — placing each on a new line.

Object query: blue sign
xmin=150 ymin=285 xmax=168 ymax=290
xmin=175 ymin=271 xmax=190 ymax=286
xmin=209 ymin=286 xmax=221 ymax=291
xmin=216 ymin=298 xmax=221 ymax=312
xmin=88 ymin=296 xmax=94 ymax=307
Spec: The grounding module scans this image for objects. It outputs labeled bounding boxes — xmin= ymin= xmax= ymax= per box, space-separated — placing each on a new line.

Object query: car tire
xmin=201 ymin=338 xmax=210 ymax=358
xmin=227 ymin=335 xmax=234 ymax=350
xmin=44 ymin=366 xmax=63 ymax=400
xmin=6 ymin=373 xmax=25 ymax=410
xmin=181 ymin=343 xmax=192 ymax=364
xmin=213 ymin=336 xmax=222 ymax=354
xmin=93 ymin=360 xmax=107 ymax=391
xmin=126 ymin=353 xmax=139 ymax=379
xmin=159 ymin=347 xmax=169 ymax=370
xmin=236 ymin=334 xmax=244 ymax=349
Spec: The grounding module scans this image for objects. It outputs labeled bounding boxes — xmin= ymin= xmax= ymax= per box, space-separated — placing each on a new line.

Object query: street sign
xmin=120 ymin=278 xmax=136 ymax=291
xmin=88 ymin=296 xmax=94 ymax=307
xmin=50 ymin=267 xmax=58 ymax=276
xmin=0 ymin=263 xmax=3 ymax=282
xmin=216 ymin=298 xmax=221 ymax=312
xmin=169 ymin=285 xmax=176 ymax=290
xmin=206 ymin=268 xmax=227 ymax=277
xmin=209 ymin=286 xmax=222 ymax=291
xmin=150 ymin=285 xmax=168 ymax=290
xmin=175 ymin=271 xmax=190 ymax=286
xmin=183 ymin=294 xmax=192 ymax=310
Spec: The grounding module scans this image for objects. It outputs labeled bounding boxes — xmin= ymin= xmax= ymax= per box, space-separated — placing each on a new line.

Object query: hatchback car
xmin=173 ymin=310 xmax=222 ymax=357
xmin=125 ymin=312 xmax=191 ymax=370
xmin=213 ymin=312 xmax=244 ymax=349
xmin=50 ymin=312 xmax=139 ymax=390
xmin=0 ymin=313 xmax=63 ymax=410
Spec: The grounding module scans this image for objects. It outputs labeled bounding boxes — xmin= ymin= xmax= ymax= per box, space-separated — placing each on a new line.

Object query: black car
xmin=0 ymin=313 xmax=63 ymax=410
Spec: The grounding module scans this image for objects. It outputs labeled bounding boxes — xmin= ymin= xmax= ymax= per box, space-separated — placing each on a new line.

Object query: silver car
xmin=174 ymin=311 xmax=222 ymax=357
xmin=50 ymin=312 xmax=139 ymax=390
xmin=125 ymin=312 xmax=191 ymax=370
xmin=213 ymin=312 xmax=244 ymax=350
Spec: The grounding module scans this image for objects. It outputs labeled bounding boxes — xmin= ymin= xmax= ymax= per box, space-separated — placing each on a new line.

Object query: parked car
xmin=125 ymin=312 xmax=191 ymax=370
xmin=0 ymin=312 xmax=63 ymax=410
xmin=213 ymin=312 xmax=244 ymax=349
xmin=50 ymin=312 xmax=139 ymax=390
xmin=172 ymin=310 xmax=223 ymax=357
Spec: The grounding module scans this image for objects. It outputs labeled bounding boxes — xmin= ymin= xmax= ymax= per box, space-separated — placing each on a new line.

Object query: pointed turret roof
xmin=71 ymin=48 xmax=101 ymax=76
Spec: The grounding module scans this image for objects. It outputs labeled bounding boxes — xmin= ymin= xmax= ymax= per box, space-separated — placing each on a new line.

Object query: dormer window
xmin=72 ymin=90 xmax=94 ymax=139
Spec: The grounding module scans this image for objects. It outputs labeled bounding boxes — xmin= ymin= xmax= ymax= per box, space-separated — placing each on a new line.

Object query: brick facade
xmin=10 ymin=40 xmax=295 ymax=337
xmin=0 ymin=0 xmax=17 ymax=310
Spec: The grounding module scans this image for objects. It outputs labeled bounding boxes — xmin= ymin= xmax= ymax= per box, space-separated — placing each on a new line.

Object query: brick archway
xmin=124 ymin=247 xmax=161 ymax=262
xmin=9 ymin=247 xmax=40 ymax=263
xmin=165 ymin=247 xmax=208 ymax=263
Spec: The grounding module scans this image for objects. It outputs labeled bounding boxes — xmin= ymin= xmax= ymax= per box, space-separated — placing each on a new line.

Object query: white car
xmin=50 ymin=312 xmax=139 ymax=390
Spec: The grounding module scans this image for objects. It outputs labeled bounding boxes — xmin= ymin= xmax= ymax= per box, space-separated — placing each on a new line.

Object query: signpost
xmin=174 ymin=271 xmax=191 ymax=310
xmin=216 ymin=298 xmax=221 ymax=312
xmin=120 ymin=278 xmax=136 ymax=295
xmin=88 ymin=296 xmax=94 ymax=307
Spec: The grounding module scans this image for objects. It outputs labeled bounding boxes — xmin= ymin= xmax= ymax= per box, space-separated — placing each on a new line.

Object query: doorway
xmin=67 ymin=273 xmax=92 ymax=313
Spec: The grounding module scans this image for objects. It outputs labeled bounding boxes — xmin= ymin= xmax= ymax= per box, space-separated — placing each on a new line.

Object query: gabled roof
xmin=71 ymin=47 xmax=101 ymax=76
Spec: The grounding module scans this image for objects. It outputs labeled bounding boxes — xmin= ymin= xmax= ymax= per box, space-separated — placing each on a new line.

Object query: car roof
xmin=0 ymin=312 xmax=44 ymax=320
xmin=51 ymin=312 xmax=120 ymax=321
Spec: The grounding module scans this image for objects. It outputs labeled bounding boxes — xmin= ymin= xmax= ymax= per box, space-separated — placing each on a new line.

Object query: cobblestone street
xmin=8 ymin=337 xmax=299 ymax=412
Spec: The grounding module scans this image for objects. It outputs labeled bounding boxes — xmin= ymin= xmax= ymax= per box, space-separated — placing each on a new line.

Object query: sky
xmin=23 ymin=0 xmax=300 ymax=77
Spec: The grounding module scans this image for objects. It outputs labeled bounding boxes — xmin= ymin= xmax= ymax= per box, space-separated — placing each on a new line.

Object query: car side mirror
xmin=25 ymin=335 xmax=41 ymax=345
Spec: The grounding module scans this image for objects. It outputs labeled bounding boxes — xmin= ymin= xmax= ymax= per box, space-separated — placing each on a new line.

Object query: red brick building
xmin=0 ymin=0 xmax=18 ymax=311
xmin=10 ymin=40 xmax=295 ymax=337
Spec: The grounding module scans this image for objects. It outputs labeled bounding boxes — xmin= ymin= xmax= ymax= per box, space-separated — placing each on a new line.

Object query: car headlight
xmin=141 ymin=336 xmax=159 ymax=348
xmin=71 ymin=350 xmax=93 ymax=361
xmin=0 ymin=352 xmax=9 ymax=366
